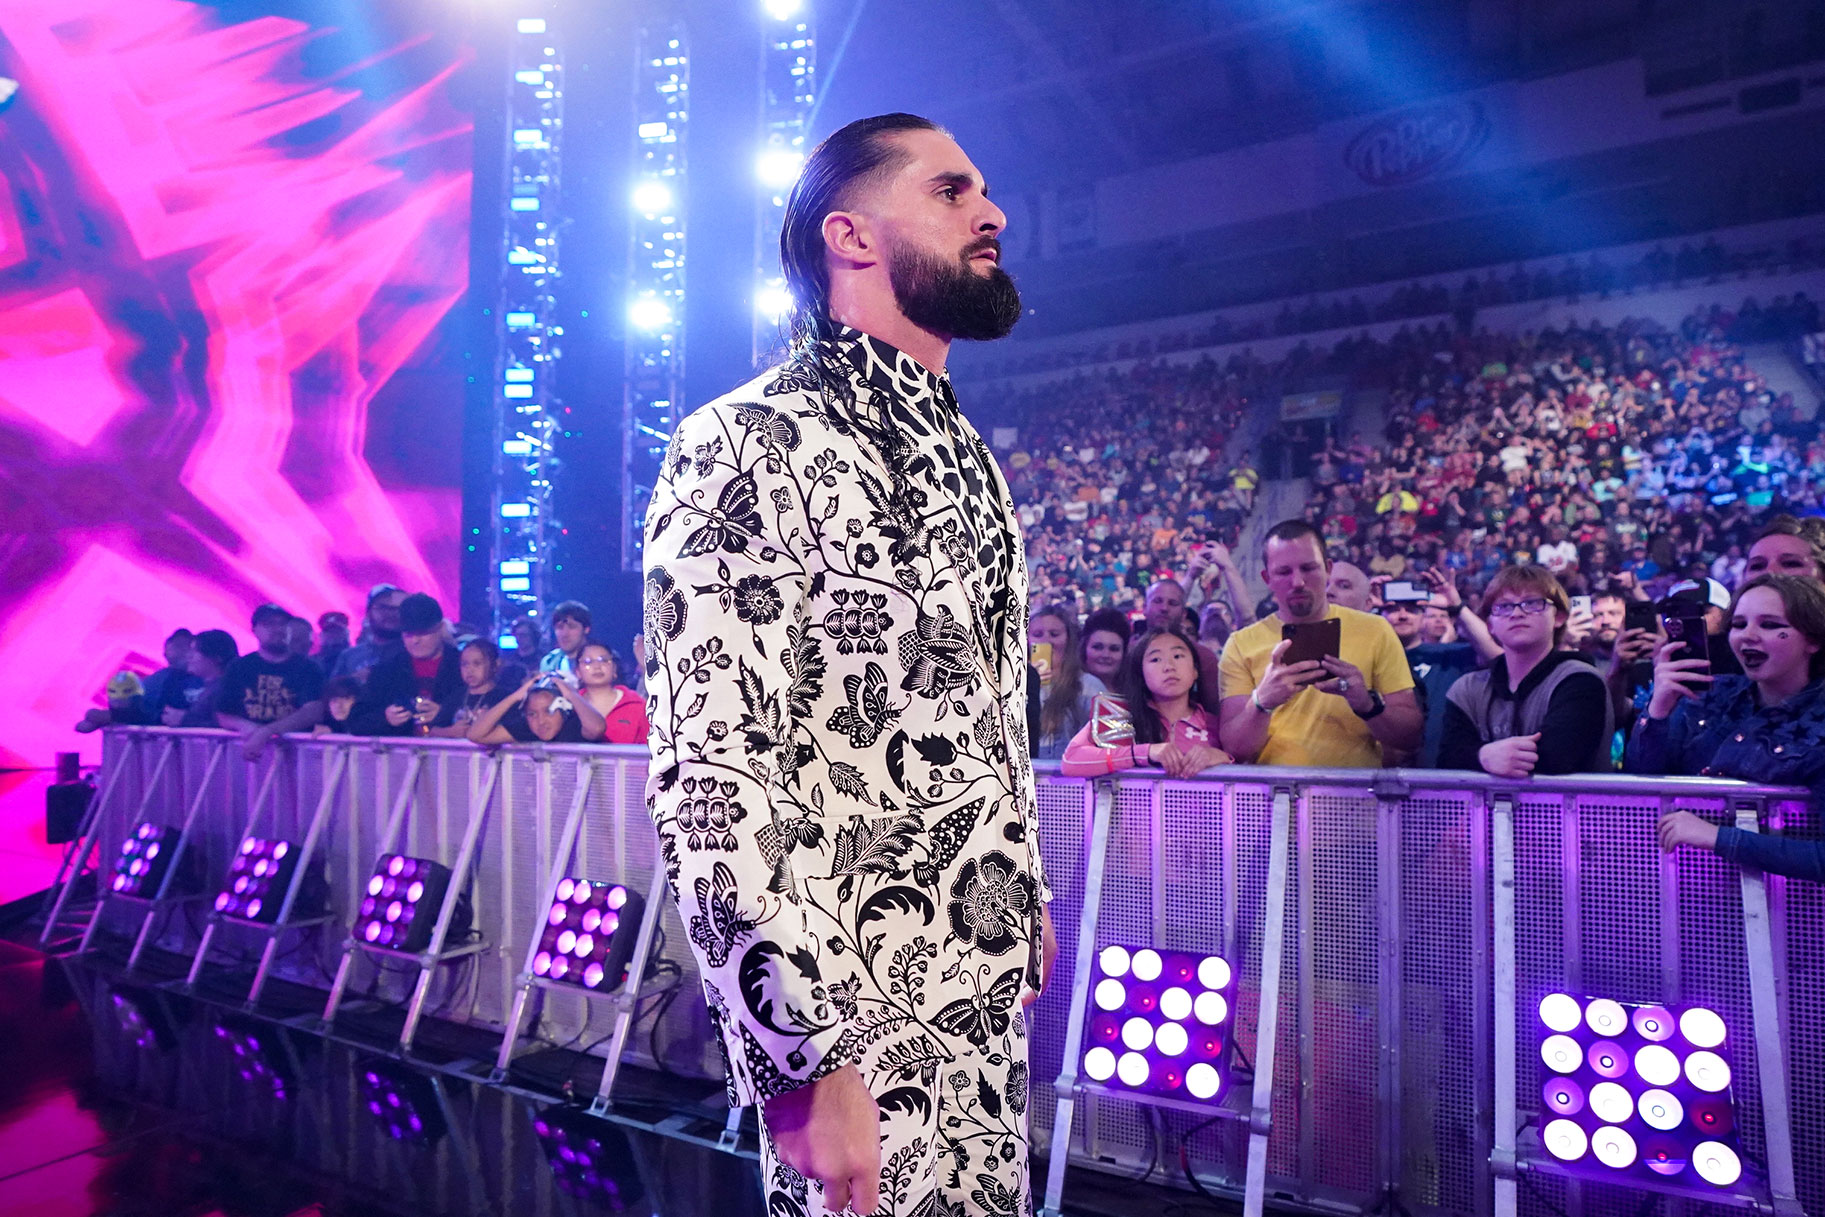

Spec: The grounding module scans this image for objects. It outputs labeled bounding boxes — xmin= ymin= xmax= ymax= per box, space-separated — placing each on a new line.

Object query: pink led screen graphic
xmin=0 ymin=1 xmax=472 ymax=768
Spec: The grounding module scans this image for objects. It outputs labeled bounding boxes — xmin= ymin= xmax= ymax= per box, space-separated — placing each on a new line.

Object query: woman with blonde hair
xmin=1028 ymin=603 xmax=1105 ymax=760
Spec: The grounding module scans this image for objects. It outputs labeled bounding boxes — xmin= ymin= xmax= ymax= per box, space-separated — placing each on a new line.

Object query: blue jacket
xmin=1625 ymin=675 xmax=1825 ymax=791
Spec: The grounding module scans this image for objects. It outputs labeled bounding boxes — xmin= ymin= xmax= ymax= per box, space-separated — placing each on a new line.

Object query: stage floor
xmin=0 ymin=932 xmax=1233 ymax=1217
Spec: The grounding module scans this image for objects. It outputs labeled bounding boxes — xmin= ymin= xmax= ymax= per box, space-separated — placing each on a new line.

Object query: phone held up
xmin=1281 ymin=617 xmax=1342 ymax=667
xmin=1660 ymin=604 xmax=1711 ymax=668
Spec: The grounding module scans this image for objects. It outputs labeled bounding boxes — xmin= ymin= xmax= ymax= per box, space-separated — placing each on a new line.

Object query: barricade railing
xmin=51 ymin=728 xmax=1817 ymax=1217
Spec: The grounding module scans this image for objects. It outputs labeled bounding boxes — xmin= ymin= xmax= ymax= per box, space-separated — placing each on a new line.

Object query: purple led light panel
xmin=1082 ymin=945 xmax=1238 ymax=1104
xmin=1532 ymin=993 xmax=1743 ymax=1188
xmin=532 ymin=877 xmax=646 ymax=994
xmin=213 ymin=835 xmax=301 ymax=923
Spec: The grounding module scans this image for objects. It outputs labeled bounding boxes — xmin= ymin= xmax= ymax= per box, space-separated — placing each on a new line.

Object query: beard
xmin=888 ymin=236 xmax=1022 ymax=341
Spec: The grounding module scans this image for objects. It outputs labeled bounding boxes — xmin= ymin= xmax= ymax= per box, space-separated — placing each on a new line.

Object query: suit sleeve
xmin=643 ymin=404 xmax=851 ymax=1107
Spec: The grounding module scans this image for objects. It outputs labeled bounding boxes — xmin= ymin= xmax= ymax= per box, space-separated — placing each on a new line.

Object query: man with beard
xmin=1218 ymin=520 xmax=1421 ymax=766
xmin=330 ymin=584 xmax=407 ymax=685
xmin=644 ymin=113 xmax=1054 ymax=1217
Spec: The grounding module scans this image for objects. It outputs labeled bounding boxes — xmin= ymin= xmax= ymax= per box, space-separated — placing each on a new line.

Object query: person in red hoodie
xmin=1062 ymin=625 xmax=1233 ymax=778
xmin=574 ymin=641 xmax=648 ymax=743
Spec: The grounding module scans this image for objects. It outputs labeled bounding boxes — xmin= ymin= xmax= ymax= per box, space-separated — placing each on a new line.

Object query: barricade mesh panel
xmin=86 ymin=733 xmax=1819 ymax=1216
xmin=1400 ymin=790 xmax=1484 ymax=1217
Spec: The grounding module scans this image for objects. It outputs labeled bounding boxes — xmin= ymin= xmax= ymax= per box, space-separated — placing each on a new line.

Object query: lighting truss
xmin=753 ymin=0 xmax=816 ymax=360
xmin=489 ymin=16 xmax=566 ymax=644
xmin=620 ymin=24 xmax=688 ymax=573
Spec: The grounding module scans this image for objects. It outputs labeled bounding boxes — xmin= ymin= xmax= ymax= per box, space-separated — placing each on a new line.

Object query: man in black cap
xmin=217 ymin=603 xmax=326 ymax=757
xmin=330 ymin=583 xmax=408 ymax=685
xmin=351 ymin=592 xmax=463 ymax=735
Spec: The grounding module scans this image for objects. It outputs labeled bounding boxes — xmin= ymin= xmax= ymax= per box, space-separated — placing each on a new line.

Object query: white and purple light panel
xmin=358 ymin=1059 xmax=447 ymax=1143
xmin=213 ymin=835 xmax=298 ymax=923
xmin=1536 ymin=993 xmax=1743 ymax=1186
xmin=532 ymin=878 xmax=645 ymax=992
xmin=1081 ymin=945 xmax=1238 ymax=1103
xmin=112 ymin=822 xmax=180 ymax=897
xmin=214 ymin=1021 xmax=288 ymax=1101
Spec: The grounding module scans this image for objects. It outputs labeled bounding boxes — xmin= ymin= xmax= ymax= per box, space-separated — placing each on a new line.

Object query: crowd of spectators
xmin=80 ymin=592 xmax=647 ymax=759
xmin=970 ymin=232 xmax=1825 ymax=381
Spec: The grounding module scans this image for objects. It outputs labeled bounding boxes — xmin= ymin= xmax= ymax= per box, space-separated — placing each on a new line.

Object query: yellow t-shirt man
xmin=1217 ymin=604 xmax=1414 ymax=768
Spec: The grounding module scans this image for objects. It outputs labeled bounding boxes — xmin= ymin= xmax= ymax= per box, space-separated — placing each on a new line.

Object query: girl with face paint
xmin=1634 ymin=575 xmax=1825 ymax=881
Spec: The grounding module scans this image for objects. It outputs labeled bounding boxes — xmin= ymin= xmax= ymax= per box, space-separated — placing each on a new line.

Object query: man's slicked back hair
xmin=779 ymin=113 xmax=945 ymax=353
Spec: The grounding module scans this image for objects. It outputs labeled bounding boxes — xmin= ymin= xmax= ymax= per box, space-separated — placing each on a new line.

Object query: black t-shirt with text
xmin=216 ymin=653 xmax=325 ymax=724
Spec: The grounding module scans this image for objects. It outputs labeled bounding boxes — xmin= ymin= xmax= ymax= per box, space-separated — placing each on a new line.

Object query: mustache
xmin=965 ymin=236 xmax=1002 ymax=260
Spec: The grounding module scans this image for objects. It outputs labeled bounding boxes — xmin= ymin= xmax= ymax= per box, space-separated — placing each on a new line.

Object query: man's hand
xmin=1024 ymin=906 xmax=1058 ymax=1009
xmin=240 ymin=724 xmax=274 ymax=761
xmin=74 ymin=708 xmax=109 ymax=733
xmin=1315 ymin=654 xmax=1374 ymax=716
xmin=1254 ymin=639 xmax=1325 ymax=711
xmin=384 ymin=704 xmax=415 ymax=728
xmin=763 ymin=1065 xmax=881 ymax=1215
xmin=1658 ymin=810 xmax=1720 ymax=854
xmin=1422 ymin=567 xmax=1461 ymax=609
xmin=1608 ymin=627 xmax=1658 ymax=674
xmin=1479 ymin=733 xmax=1540 ymax=779
xmin=160 ymin=706 xmax=186 ymax=728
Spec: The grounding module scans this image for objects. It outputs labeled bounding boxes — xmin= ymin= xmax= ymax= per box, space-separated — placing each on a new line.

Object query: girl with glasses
xmin=1437 ymin=565 xmax=1612 ymax=776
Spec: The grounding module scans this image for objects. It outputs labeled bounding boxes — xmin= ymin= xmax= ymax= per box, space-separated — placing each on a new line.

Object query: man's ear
xmin=821 ymin=209 xmax=877 ymax=269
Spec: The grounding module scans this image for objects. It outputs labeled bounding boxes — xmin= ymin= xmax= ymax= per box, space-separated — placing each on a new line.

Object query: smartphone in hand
xmin=1281 ymin=618 xmax=1342 ymax=666
xmin=1660 ymin=606 xmax=1711 ymax=668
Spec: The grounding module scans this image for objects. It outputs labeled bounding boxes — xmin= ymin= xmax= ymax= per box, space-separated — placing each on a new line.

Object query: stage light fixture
xmin=1082 ymin=944 xmax=1237 ymax=1105
xmin=533 ymin=1105 xmax=646 ymax=1206
xmin=351 ymin=854 xmax=470 ymax=954
xmin=1533 ymin=994 xmax=1744 ymax=1189
xmin=628 ymin=297 xmax=674 ymax=333
xmin=1693 ymin=1141 xmax=1742 ymax=1186
xmin=358 ymin=1058 xmax=447 ymax=1143
xmin=755 ymin=147 xmax=804 ymax=190
xmin=754 ymin=280 xmax=795 ymax=321
xmin=631 ymin=179 xmax=673 ymax=215
xmin=214 ymin=835 xmax=315 ymax=923
xmin=111 ymin=823 xmax=185 ymax=897
xmin=762 ymin=0 xmax=803 ymax=20
xmin=531 ymin=878 xmax=646 ymax=992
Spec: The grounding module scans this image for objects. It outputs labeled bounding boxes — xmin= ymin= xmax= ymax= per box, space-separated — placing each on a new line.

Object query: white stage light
xmin=632 ymin=180 xmax=673 ymax=215
xmin=1638 ymin=1089 xmax=1684 ymax=1131
xmin=1588 ymin=1081 xmax=1633 ymax=1124
xmin=628 ymin=298 xmax=674 ymax=332
xmin=1094 ymin=979 xmax=1125 ymax=1011
xmin=1084 ymin=1047 xmax=1116 ymax=1081
xmin=1155 ymin=1023 xmax=1188 ymax=1057
xmin=1099 ymin=945 xmax=1132 ymax=978
xmin=1584 ymin=998 xmax=1625 ymax=1036
xmin=1121 ymin=1017 xmax=1154 ymax=1051
xmin=1116 ymin=1052 xmax=1149 ymax=1087
xmin=1159 ymin=987 xmax=1192 ymax=1022
xmin=1540 ymin=1035 xmax=1581 ymax=1073
xmin=1542 ymin=1119 xmax=1588 ymax=1162
xmin=762 ymin=0 xmax=803 ymax=21
xmin=1185 ymin=1062 xmax=1222 ymax=1100
xmin=1194 ymin=992 xmax=1228 ymax=1026
xmin=1685 ymin=1050 xmax=1731 ymax=1092
xmin=756 ymin=147 xmax=805 ymax=190
xmin=1592 ymin=1126 xmax=1638 ymax=1169
xmin=1680 ymin=1006 xmax=1727 ymax=1049
xmin=1538 ymin=993 xmax=1582 ymax=1033
xmin=1131 ymin=950 xmax=1163 ymax=982
xmin=1693 ymin=1141 xmax=1742 ymax=1186
xmin=1634 ymin=1044 xmax=1681 ymax=1087
xmin=755 ymin=282 xmax=795 ymax=321
xmin=1199 ymin=957 xmax=1232 ymax=990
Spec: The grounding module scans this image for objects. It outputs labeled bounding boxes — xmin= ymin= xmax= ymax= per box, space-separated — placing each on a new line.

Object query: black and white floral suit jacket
xmin=644 ymin=328 xmax=1049 ymax=1108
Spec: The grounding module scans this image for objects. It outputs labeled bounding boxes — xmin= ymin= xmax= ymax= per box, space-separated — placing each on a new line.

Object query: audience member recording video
xmin=1437 ymin=565 xmax=1613 ymax=776
xmin=1062 ymin=626 xmax=1231 ymax=778
xmin=1626 ymin=574 xmax=1825 ymax=793
xmin=351 ymin=592 xmax=463 ymax=736
xmin=1217 ymin=521 xmax=1421 ymax=767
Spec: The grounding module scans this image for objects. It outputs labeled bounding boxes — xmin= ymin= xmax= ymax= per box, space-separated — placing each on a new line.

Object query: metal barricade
xmin=65 ymin=729 xmax=1818 ymax=1217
